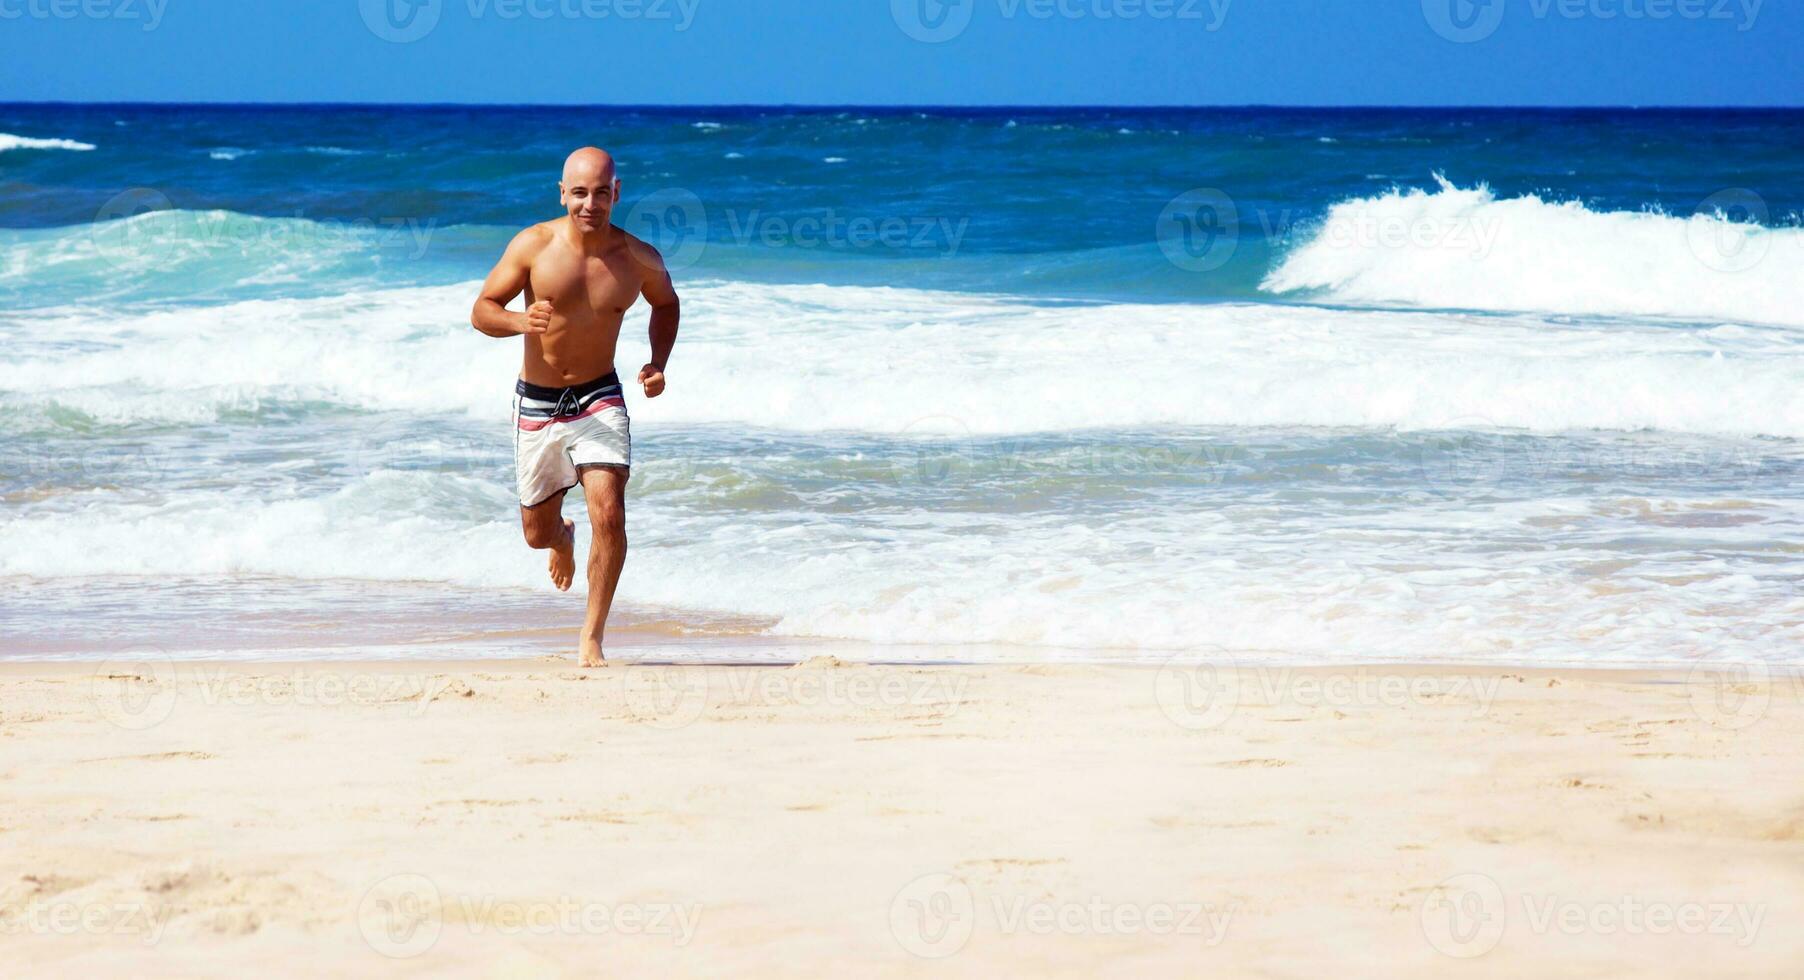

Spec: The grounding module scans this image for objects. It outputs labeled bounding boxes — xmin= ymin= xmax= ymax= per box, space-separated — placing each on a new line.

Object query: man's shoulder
xmin=614 ymin=226 xmax=668 ymax=274
xmin=508 ymin=220 xmax=560 ymax=256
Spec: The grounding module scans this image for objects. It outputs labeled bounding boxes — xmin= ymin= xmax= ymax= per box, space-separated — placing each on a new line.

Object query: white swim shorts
xmin=512 ymin=371 xmax=631 ymax=506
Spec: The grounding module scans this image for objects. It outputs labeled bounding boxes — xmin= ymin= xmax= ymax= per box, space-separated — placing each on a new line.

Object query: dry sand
xmin=1 ymin=655 xmax=1800 ymax=977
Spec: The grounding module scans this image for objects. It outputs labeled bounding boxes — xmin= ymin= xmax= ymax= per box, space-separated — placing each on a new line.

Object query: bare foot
xmin=548 ymin=518 xmax=575 ymax=591
xmin=579 ymin=634 xmax=607 ymax=668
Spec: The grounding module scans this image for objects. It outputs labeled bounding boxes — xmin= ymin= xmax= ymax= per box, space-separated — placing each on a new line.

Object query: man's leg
xmin=575 ymin=464 xmax=628 ymax=667
xmin=520 ymin=491 xmax=576 ymax=592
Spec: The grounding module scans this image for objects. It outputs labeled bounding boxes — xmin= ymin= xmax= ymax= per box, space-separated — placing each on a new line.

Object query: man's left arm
xmin=636 ymin=248 xmax=679 ymax=399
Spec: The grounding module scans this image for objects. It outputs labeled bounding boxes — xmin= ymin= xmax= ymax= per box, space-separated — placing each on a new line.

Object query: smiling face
xmin=559 ymin=147 xmax=619 ymax=234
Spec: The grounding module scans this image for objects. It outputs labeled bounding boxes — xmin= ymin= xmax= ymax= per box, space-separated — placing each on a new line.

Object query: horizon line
xmin=4 ymin=100 xmax=1802 ymax=111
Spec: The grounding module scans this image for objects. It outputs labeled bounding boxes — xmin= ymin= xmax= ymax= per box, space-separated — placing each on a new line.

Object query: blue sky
xmin=0 ymin=0 xmax=1797 ymax=105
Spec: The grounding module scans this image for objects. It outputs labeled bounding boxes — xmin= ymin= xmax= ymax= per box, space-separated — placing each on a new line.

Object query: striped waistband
xmin=516 ymin=372 xmax=624 ymax=421
xmin=515 ymin=371 xmax=622 ymax=403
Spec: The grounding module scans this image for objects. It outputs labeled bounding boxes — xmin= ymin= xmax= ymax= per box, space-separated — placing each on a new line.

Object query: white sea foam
xmin=0 ymin=472 xmax=536 ymax=588
xmin=1264 ymin=177 xmax=1804 ymax=327
xmin=0 ymin=132 xmax=96 ymax=152
xmin=6 ymin=279 xmax=1802 ymax=438
xmin=5 ymin=269 xmax=1799 ymax=663
xmin=3 ymin=468 xmax=1799 ymax=664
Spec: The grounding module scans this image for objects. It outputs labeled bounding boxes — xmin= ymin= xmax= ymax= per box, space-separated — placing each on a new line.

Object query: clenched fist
xmin=638 ymin=363 xmax=666 ymax=398
xmin=522 ymin=299 xmax=554 ymax=335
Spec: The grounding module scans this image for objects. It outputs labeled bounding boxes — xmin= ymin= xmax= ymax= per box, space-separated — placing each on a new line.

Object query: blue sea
xmin=2 ymin=104 xmax=1801 ymax=663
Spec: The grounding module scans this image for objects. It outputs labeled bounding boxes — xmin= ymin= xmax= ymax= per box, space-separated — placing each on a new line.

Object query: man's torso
xmin=520 ymin=220 xmax=645 ymax=387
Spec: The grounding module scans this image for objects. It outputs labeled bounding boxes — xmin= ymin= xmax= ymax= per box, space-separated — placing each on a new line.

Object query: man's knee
xmin=591 ymin=507 xmax=626 ymax=541
xmin=522 ymin=514 xmax=562 ymax=549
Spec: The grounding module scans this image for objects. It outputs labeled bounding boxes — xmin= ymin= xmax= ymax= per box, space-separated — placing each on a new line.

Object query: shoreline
xmin=4 ymin=648 xmax=1793 ymax=673
xmin=6 ymin=612 xmax=1794 ymax=673
xmin=3 ymin=657 xmax=1800 ymax=975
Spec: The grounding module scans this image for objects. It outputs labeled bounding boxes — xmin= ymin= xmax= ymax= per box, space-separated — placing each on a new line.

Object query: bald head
xmin=562 ymin=147 xmax=616 ymax=185
xmin=559 ymin=147 xmax=619 ymax=233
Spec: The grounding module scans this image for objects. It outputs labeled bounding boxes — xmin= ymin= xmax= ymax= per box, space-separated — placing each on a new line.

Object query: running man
xmin=471 ymin=147 xmax=680 ymax=667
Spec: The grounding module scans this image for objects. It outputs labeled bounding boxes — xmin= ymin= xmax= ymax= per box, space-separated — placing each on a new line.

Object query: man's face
xmin=561 ymin=173 xmax=619 ymax=232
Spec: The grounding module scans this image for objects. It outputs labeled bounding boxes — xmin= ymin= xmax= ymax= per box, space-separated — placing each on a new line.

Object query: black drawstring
xmin=553 ymin=386 xmax=581 ymax=417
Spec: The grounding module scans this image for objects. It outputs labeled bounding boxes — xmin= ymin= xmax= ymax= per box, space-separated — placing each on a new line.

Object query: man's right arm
xmin=471 ymin=229 xmax=551 ymax=338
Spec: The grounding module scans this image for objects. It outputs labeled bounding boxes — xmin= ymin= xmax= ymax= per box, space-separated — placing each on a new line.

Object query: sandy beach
xmin=1 ymin=654 xmax=1799 ymax=976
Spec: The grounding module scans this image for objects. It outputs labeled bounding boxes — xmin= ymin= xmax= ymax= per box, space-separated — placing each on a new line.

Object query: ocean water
xmin=2 ymin=104 xmax=1801 ymax=664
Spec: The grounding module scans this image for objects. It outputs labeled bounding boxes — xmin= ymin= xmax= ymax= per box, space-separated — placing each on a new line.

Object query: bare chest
xmin=528 ymin=248 xmax=641 ymax=316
